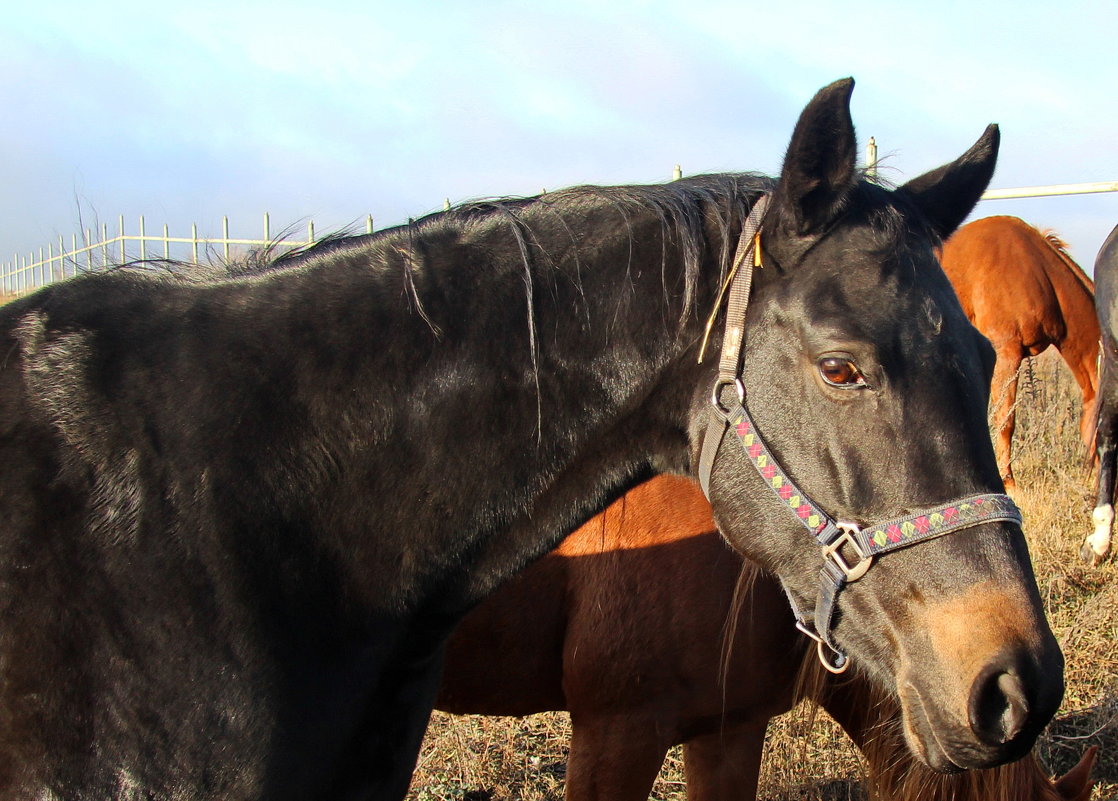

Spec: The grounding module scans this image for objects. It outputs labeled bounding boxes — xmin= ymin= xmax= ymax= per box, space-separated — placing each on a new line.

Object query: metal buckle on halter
xmin=823 ymin=522 xmax=874 ymax=582
xmin=795 ymin=620 xmax=850 ymax=674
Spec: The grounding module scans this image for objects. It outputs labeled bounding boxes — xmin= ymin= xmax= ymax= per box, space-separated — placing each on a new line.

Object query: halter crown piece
xmin=697 ymin=194 xmax=1023 ymax=674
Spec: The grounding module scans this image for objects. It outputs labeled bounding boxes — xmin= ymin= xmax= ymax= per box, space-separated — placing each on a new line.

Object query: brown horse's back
xmin=939 ymin=215 xmax=1099 ymax=489
xmin=438 ymin=475 xmax=801 ymax=725
xmin=941 ymin=216 xmax=1091 ymax=354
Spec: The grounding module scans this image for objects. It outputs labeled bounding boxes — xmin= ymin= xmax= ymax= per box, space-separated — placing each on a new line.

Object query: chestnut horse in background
xmin=940 ymin=216 xmax=1099 ymax=491
xmin=434 ymin=476 xmax=1096 ymax=801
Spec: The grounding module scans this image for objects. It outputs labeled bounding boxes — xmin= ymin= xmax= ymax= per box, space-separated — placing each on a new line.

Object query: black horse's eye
xmin=818 ymin=356 xmax=866 ymax=388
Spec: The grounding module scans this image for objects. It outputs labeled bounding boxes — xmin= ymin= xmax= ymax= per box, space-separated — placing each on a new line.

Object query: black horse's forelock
xmin=780 ymin=178 xmax=948 ymax=288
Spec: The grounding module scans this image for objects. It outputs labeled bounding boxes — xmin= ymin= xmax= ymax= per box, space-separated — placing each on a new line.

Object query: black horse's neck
xmin=255 ymin=177 xmax=770 ymax=611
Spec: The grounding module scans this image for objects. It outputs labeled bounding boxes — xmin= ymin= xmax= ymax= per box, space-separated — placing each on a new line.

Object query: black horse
xmin=0 ymin=79 xmax=1062 ymax=800
xmin=1088 ymin=222 xmax=1118 ymax=564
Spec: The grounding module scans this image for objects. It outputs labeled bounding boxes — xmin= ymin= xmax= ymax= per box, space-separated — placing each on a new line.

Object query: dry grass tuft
xmin=408 ymin=349 xmax=1116 ymax=800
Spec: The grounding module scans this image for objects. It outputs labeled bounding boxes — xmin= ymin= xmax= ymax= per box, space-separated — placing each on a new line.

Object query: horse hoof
xmin=1079 ymin=540 xmax=1109 ymax=566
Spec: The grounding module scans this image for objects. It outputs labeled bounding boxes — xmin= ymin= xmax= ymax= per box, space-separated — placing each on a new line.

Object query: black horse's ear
xmin=896 ymin=125 xmax=1000 ymax=238
xmin=772 ymin=78 xmax=859 ymax=236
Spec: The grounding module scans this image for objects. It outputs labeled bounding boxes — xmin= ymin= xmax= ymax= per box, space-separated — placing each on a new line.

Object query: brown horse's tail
xmin=1042 ymin=228 xmax=1102 ymax=466
xmin=1042 ymin=231 xmax=1095 ymax=294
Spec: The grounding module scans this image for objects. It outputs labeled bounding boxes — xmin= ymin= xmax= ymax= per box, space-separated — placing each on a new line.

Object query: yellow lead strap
xmin=697 ymin=263 xmax=739 ymax=365
xmin=697 ymin=230 xmax=763 ymax=365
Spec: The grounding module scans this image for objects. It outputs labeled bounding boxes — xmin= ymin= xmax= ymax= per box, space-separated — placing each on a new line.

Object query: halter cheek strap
xmin=697 ymin=193 xmax=1022 ymax=673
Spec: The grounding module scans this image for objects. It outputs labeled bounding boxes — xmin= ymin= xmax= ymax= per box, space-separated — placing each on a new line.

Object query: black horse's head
xmin=695 ymin=79 xmax=1062 ymax=771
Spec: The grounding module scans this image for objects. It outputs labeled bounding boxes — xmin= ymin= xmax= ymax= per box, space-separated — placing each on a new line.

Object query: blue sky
xmin=3 ymin=1 xmax=1116 ymax=273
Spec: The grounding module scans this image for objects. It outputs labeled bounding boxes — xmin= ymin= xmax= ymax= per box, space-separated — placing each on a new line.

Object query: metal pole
xmin=163 ymin=224 xmax=170 ymax=260
xmin=982 ymin=180 xmax=1118 ymax=200
xmin=139 ymin=215 xmax=146 ymax=262
xmin=264 ymin=212 xmax=270 ymax=243
xmin=192 ymin=223 xmax=199 ymax=264
xmin=223 ymin=216 xmax=230 ymax=263
xmin=866 ymin=138 xmax=1117 ymax=199
xmin=119 ymin=215 xmax=126 ymax=264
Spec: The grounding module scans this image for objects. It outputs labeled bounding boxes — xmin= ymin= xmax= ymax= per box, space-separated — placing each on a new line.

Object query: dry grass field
xmin=407 ymin=349 xmax=1117 ymax=800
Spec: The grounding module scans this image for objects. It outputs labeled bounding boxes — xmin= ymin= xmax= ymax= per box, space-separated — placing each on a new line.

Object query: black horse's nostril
xmin=969 ymin=667 xmax=1030 ymax=745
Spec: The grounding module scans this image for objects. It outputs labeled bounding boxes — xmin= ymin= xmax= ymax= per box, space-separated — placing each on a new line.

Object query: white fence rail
xmin=5 ymin=141 xmax=1118 ymax=295
xmin=3 ymin=213 xmax=375 ymax=295
xmin=865 ymin=137 xmax=1118 ymax=201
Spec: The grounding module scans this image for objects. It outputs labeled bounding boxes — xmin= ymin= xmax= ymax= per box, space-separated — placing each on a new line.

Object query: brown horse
xmin=939 ymin=215 xmax=1099 ymax=491
xmin=436 ymin=475 xmax=1095 ymax=800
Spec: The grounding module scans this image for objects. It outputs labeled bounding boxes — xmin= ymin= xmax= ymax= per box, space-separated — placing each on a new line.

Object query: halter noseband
xmin=697 ymin=194 xmax=1022 ymax=673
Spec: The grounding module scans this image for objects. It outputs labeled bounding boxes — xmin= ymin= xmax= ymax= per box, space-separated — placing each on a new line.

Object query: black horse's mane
xmin=252 ymin=169 xmax=918 ymax=282
xmin=95 ymin=170 xmax=922 ymax=334
xmin=202 ymin=173 xmax=775 ymax=324
xmin=279 ymin=172 xmax=776 ymax=267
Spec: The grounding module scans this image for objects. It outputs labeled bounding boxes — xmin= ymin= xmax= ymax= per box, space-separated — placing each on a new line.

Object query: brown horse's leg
xmin=681 ymin=724 xmax=767 ymax=801
xmin=1070 ymin=359 xmax=1099 ymax=454
xmin=990 ymin=346 xmax=1024 ymax=492
xmin=564 ymin=714 xmax=670 ymax=801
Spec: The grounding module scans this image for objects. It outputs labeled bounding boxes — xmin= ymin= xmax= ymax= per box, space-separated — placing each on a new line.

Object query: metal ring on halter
xmin=823 ymin=522 xmax=874 ymax=582
xmin=795 ymin=620 xmax=850 ymax=674
xmin=711 ymin=377 xmax=745 ymax=416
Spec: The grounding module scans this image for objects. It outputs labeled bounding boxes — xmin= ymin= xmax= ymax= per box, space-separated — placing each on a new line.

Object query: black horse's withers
xmin=0 ymin=78 xmax=1062 ymax=799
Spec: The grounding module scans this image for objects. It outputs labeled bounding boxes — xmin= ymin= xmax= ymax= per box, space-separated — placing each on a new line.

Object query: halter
xmin=697 ymin=194 xmax=1022 ymax=673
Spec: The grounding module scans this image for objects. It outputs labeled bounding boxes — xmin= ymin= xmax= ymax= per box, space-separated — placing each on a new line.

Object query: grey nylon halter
xmin=697 ymin=194 xmax=1022 ymax=673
